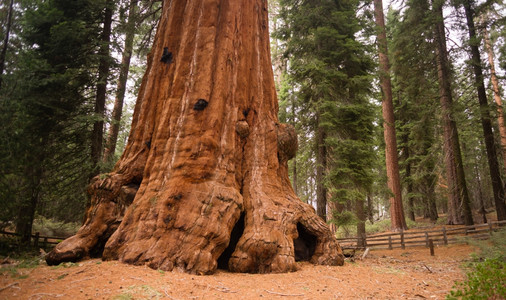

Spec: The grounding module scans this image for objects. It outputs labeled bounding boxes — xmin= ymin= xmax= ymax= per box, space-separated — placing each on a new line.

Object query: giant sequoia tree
xmin=46 ymin=0 xmax=343 ymax=274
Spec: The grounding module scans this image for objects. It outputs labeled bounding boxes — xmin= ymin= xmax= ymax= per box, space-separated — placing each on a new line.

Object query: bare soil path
xmin=0 ymin=244 xmax=474 ymax=300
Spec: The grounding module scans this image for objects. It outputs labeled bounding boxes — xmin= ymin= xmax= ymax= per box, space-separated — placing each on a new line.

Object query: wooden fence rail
xmin=337 ymin=220 xmax=506 ymax=250
xmin=0 ymin=230 xmax=69 ymax=249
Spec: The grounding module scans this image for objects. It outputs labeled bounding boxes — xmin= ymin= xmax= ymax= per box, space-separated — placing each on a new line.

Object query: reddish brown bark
xmin=46 ymin=0 xmax=343 ymax=274
xmin=374 ymin=0 xmax=407 ymax=231
xmin=483 ymin=27 xmax=506 ymax=173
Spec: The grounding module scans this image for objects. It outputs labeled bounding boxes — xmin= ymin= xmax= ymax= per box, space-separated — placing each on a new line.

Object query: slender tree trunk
xmin=373 ymin=0 xmax=407 ymax=231
xmin=366 ymin=194 xmax=374 ymax=223
xmin=356 ymin=197 xmax=366 ymax=247
xmin=291 ymin=100 xmax=298 ymax=195
xmin=474 ymin=160 xmax=487 ymax=223
xmin=316 ymin=119 xmax=328 ymax=221
xmin=91 ymin=2 xmax=114 ymax=176
xmin=47 ymin=0 xmax=343 ymax=274
xmin=0 ymin=0 xmax=14 ymax=90
xmin=483 ymin=26 xmax=506 ymax=174
xmin=403 ymin=135 xmax=416 ymax=222
xmin=15 ymin=164 xmax=42 ymax=245
xmin=462 ymin=0 xmax=506 ymax=222
xmin=432 ymin=0 xmax=472 ymax=225
xmin=104 ymin=0 xmax=139 ymax=163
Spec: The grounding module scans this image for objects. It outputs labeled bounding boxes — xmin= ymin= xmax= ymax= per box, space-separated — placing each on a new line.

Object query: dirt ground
xmin=0 ymin=244 xmax=475 ymax=300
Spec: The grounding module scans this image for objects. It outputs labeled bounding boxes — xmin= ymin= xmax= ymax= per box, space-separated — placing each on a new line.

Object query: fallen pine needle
xmin=70 ymin=276 xmax=95 ymax=284
xmin=129 ymin=276 xmax=146 ymax=282
xmin=28 ymin=293 xmax=65 ymax=299
xmin=265 ymin=290 xmax=304 ymax=297
xmin=213 ymin=285 xmax=237 ymax=293
xmin=163 ymin=288 xmax=178 ymax=300
xmin=0 ymin=282 xmax=19 ymax=292
xmin=422 ymin=263 xmax=433 ymax=273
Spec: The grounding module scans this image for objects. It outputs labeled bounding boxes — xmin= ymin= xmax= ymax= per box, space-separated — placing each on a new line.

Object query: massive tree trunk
xmin=46 ymin=0 xmax=343 ymax=274
xmin=432 ymin=0 xmax=472 ymax=225
xmin=103 ymin=0 xmax=139 ymax=163
xmin=373 ymin=0 xmax=407 ymax=231
xmin=462 ymin=0 xmax=505 ymax=222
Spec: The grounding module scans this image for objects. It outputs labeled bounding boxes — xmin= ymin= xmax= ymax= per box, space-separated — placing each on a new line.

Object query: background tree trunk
xmin=91 ymin=2 xmax=114 ymax=177
xmin=483 ymin=25 xmax=506 ymax=175
xmin=374 ymin=0 xmax=407 ymax=231
xmin=432 ymin=0 xmax=472 ymax=225
xmin=0 ymin=0 xmax=14 ymax=89
xmin=462 ymin=0 xmax=505 ymax=222
xmin=103 ymin=0 xmax=139 ymax=163
xmin=47 ymin=0 xmax=343 ymax=275
xmin=316 ymin=120 xmax=328 ymax=221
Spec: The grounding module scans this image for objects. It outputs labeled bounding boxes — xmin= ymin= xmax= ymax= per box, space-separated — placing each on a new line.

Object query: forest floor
xmin=0 ymin=243 xmax=475 ymax=300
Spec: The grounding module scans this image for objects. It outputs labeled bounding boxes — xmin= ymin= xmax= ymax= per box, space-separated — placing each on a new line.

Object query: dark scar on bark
xmin=193 ymin=99 xmax=208 ymax=111
xmin=160 ymin=47 xmax=173 ymax=64
xmin=171 ymin=194 xmax=182 ymax=200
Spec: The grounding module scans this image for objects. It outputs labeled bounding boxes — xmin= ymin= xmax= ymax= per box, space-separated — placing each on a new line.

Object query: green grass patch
xmin=0 ymin=255 xmax=40 ymax=279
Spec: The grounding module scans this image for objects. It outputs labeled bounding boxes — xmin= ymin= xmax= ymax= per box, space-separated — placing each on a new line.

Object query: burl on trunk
xmin=46 ymin=0 xmax=344 ymax=274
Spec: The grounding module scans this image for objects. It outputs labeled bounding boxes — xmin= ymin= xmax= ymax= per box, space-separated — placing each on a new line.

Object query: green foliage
xmin=365 ymin=219 xmax=391 ymax=235
xmin=32 ymin=216 xmax=80 ymax=238
xmin=447 ymin=258 xmax=506 ymax=299
xmin=276 ymin=0 xmax=377 ymax=234
xmin=468 ymin=228 xmax=506 ymax=262
xmin=447 ymin=229 xmax=506 ymax=299
xmin=0 ymin=0 xmax=106 ymax=240
xmin=388 ymin=1 xmax=441 ymax=221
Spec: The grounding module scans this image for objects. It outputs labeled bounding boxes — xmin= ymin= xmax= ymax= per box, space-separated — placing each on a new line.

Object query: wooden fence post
xmin=442 ymin=226 xmax=447 ymax=245
xmin=400 ymin=229 xmax=405 ymax=249
xmin=425 ymin=232 xmax=429 ymax=247
xmin=428 ymin=239 xmax=434 ymax=256
xmin=388 ymin=236 xmax=392 ymax=250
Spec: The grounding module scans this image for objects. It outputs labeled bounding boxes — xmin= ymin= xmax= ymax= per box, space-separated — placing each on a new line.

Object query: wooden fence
xmin=337 ymin=220 xmax=506 ymax=250
xmin=2 ymin=220 xmax=506 ymax=251
xmin=0 ymin=230 xmax=69 ymax=249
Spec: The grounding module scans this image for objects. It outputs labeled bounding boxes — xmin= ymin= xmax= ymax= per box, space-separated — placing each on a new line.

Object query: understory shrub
xmin=447 ymin=228 xmax=506 ymax=299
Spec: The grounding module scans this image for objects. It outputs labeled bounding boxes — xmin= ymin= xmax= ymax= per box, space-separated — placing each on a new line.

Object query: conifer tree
xmin=0 ymin=0 xmax=105 ymax=241
xmin=389 ymin=2 xmax=439 ymax=222
xmin=432 ymin=0 xmax=473 ymax=225
xmin=277 ymin=0 xmax=376 ymax=236
xmin=374 ymin=0 xmax=407 ymax=231
xmin=460 ymin=0 xmax=506 ymax=222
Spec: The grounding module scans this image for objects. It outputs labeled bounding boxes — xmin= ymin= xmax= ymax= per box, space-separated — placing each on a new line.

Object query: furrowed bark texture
xmin=432 ymin=1 xmax=471 ymax=225
xmin=46 ymin=0 xmax=343 ymax=274
xmin=374 ymin=0 xmax=407 ymax=231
